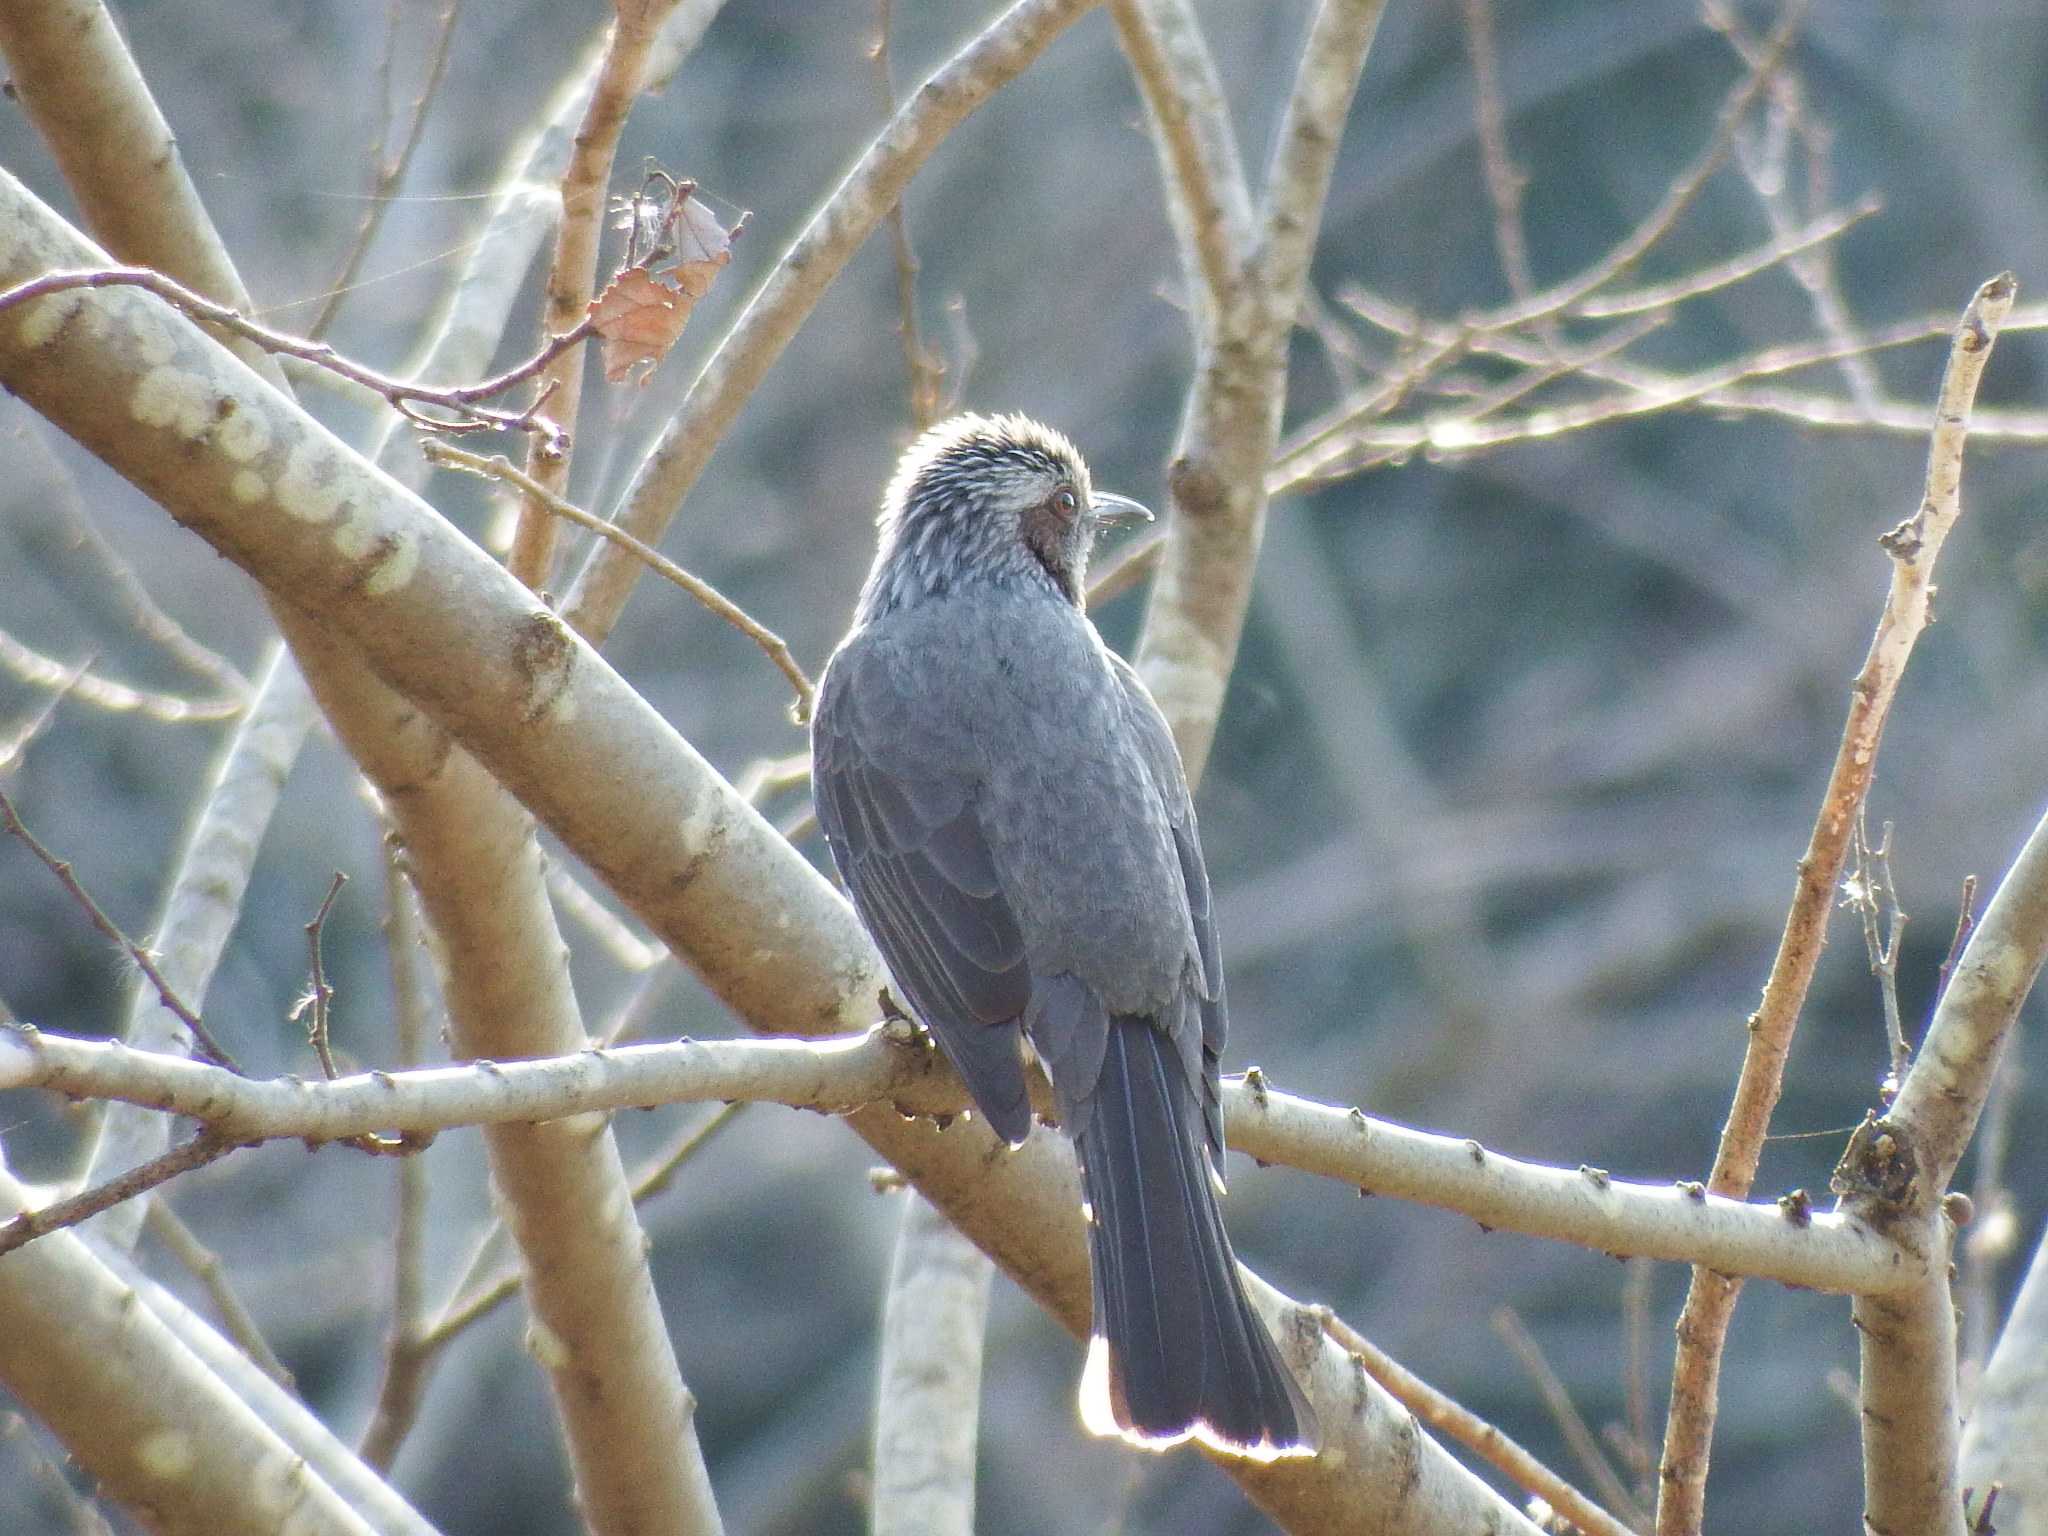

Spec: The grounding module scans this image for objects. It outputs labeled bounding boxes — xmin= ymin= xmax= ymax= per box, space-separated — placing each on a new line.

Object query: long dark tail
xmin=1073 ymin=1016 xmax=1317 ymax=1458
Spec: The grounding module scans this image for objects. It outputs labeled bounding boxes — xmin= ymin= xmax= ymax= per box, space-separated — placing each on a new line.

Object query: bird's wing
xmin=814 ymin=642 xmax=1035 ymax=1143
xmin=1108 ymin=653 xmax=1229 ymax=1169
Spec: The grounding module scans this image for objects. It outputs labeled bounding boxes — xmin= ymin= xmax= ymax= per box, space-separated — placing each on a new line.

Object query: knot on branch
xmin=513 ymin=609 xmax=577 ymax=723
xmin=1877 ymin=505 xmax=1929 ymax=561
xmin=1830 ymin=1112 xmax=1922 ymax=1222
xmin=1166 ymin=454 xmax=1231 ymax=522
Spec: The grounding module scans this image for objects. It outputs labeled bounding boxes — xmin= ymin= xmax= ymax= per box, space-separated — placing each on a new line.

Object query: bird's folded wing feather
xmin=1108 ymin=653 xmax=1230 ymax=1167
xmin=813 ymin=652 xmax=1035 ymax=1141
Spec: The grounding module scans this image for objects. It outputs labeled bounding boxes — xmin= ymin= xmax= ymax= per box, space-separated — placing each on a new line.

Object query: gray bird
xmin=812 ymin=412 xmax=1316 ymax=1458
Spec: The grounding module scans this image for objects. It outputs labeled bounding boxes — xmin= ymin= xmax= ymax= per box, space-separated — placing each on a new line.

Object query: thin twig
xmin=0 ymin=626 xmax=244 ymax=723
xmin=298 ymin=871 xmax=350 ymax=1081
xmin=1275 ymin=5 xmax=1813 ymax=497
xmin=0 ymin=265 xmax=583 ymax=452
xmin=1459 ymin=0 xmax=1539 ymax=309
xmin=1478 ymin=1 xmax=1806 ymax=334
xmin=1622 ymin=1257 xmax=1656 ymax=1513
xmin=1283 ymin=283 xmax=2042 ymax=483
xmin=358 ymin=834 xmax=436 ymax=1471
xmin=507 ymin=0 xmax=684 ymax=587
xmin=142 ymin=1199 xmax=294 ymax=1389
xmin=547 ymin=863 xmax=668 ymax=973
xmin=0 ymin=1131 xmax=239 ymax=1259
xmin=1844 ymin=808 xmax=1910 ymax=1094
xmin=1573 ymin=195 xmax=1881 ymax=319
xmin=871 ymin=0 xmax=946 ymax=429
xmin=0 ymin=652 xmax=90 ymax=771
xmin=18 ymin=419 xmax=254 ymax=699
xmin=293 ymin=869 xmax=423 ymax=1160
xmin=1297 ymin=286 xmax=1380 ymax=394
xmin=732 ymin=751 xmax=813 ymax=806
xmin=1703 ymin=0 xmax=1884 ymax=413
xmin=308 ymin=0 xmax=464 ymax=341
xmin=596 ymin=955 xmax=681 ymax=1047
xmin=1289 ymin=312 xmax=1668 ymax=486
xmin=0 ymin=784 xmax=239 ymax=1071
xmin=1935 ymin=874 xmax=1980 ymax=1006
xmin=1320 ymin=1307 xmax=1638 ymax=1536
xmin=1494 ymin=1306 xmax=1648 ymax=1531
xmin=1083 ymin=524 xmax=1166 ymax=608
xmin=423 ymin=440 xmax=816 ymax=723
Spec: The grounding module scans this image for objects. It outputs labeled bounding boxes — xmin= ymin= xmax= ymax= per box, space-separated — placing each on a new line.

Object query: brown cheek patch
xmin=1023 ymin=503 xmax=1079 ymax=602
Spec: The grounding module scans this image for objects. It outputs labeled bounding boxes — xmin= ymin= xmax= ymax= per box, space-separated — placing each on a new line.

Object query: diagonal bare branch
xmin=1656 ymin=271 xmax=2015 ymax=1536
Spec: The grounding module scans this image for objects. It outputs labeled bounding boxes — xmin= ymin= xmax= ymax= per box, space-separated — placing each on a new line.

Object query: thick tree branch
xmin=0 ymin=17 xmax=731 ymax=1527
xmin=1107 ymin=0 xmax=1254 ymax=327
xmin=870 ymin=1192 xmax=995 ymax=1536
xmin=0 ymin=1158 xmax=402 ymax=1536
xmin=327 ymin=709 xmax=721 ymax=1535
xmin=1127 ymin=0 xmax=1385 ymax=779
xmin=1960 ymin=1224 xmax=2048 ymax=1527
xmin=1847 ymin=801 xmax=2048 ymax=1536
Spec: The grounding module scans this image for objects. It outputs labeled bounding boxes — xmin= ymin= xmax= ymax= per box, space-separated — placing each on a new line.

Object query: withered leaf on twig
xmin=590 ymin=269 xmax=691 ymax=388
xmin=589 ymin=187 xmax=745 ymax=386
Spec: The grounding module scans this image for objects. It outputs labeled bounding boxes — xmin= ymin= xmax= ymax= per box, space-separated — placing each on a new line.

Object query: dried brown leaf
xmin=590 ymin=268 xmax=691 ymax=387
xmin=588 ymin=190 xmax=744 ymax=385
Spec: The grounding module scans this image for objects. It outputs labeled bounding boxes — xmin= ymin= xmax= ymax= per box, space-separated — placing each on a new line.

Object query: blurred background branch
xmin=2 ymin=1 xmax=2047 ymax=1534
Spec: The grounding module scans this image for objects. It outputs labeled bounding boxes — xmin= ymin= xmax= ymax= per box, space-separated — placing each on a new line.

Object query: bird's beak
xmin=1090 ymin=492 xmax=1154 ymax=528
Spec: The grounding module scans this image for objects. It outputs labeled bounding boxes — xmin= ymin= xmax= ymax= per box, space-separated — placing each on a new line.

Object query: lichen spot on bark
xmin=131 ymin=365 xmax=215 ymax=441
xmin=276 ymin=438 xmax=346 ymax=525
xmin=332 ymin=507 xmax=421 ymax=598
xmin=214 ymin=397 xmax=271 ymax=462
xmin=135 ymin=1427 xmax=198 ymax=1480
xmin=16 ymin=284 xmax=95 ymax=349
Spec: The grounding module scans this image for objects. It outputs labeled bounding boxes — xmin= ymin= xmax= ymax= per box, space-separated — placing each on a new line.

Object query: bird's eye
xmin=1053 ymin=487 xmax=1080 ymax=518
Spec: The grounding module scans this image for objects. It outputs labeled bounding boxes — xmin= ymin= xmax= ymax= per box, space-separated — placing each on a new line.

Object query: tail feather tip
xmin=1078 ymin=1335 xmax=1319 ymax=1461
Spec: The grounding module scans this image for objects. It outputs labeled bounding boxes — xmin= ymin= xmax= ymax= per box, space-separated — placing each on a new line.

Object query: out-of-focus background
xmin=2 ymin=2 xmax=2044 ymax=1532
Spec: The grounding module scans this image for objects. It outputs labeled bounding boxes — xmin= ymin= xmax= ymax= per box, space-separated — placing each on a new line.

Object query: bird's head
xmin=857 ymin=412 xmax=1151 ymax=619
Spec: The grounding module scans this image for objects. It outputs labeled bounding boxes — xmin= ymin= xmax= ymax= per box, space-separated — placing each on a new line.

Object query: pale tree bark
xmin=870 ymin=1192 xmax=995 ymax=1536
xmin=0 ymin=1158 xmax=405 ymax=1536
xmin=1116 ymin=0 xmax=1390 ymax=777
xmin=0 ymin=1023 xmax=1925 ymax=1298
xmin=80 ymin=647 xmax=314 ymax=1247
xmin=331 ymin=692 xmax=724 ymax=1536
xmin=0 ymin=6 xmax=725 ymax=1531
xmin=1961 ymin=1228 xmax=2048 ymax=1535
xmin=1846 ymin=798 xmax=2048 ymax=1536
xmin=0 ymin=171 xmax=1538 ymax=1536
